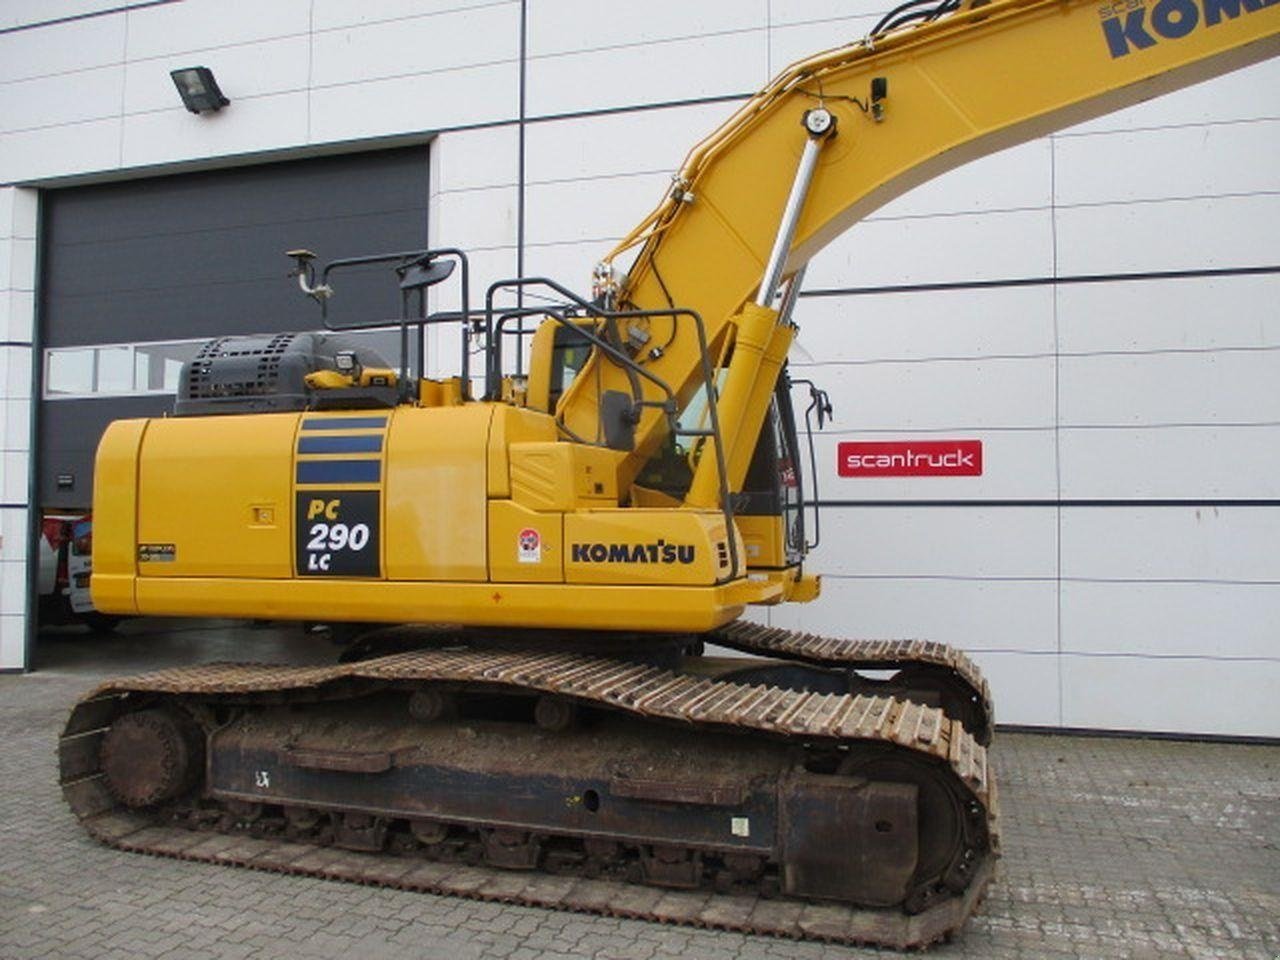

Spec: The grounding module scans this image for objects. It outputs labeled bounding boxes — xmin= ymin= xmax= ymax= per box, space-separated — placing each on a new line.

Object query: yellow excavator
xmin=61 ymin=0 xmax=1279 ymax=949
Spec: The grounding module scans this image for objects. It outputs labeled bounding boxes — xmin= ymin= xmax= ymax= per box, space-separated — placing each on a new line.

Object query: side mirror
xmin=398 ymin=256 xmax=455 ymax=291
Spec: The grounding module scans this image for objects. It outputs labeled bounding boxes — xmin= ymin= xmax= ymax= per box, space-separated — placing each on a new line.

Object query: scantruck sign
xmin=838 ymin=440 xmax=983 ymax=477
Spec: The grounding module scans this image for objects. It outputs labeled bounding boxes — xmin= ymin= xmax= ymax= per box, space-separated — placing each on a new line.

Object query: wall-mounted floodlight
xmin=170 ymin=66 xmax=229 ymax=114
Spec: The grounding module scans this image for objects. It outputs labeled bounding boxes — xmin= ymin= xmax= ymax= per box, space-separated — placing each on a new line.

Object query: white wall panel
xmin=312 ymin=0 xmax=511 ymax=32
xmin=1063 ymin=58 xmax=1280 ymax=135
xmin=792 ymin=285 xmax=1055 ymax=363
xmin=873 ymin=140 xmax=1052 ymax=221
xmin=1 ymin=452 xmax=28 ymax=502
xmin=1055 ymin=120 xmax=1280 ymax=207
xmin=123 ymin=0 xmax=306 ymax=61
xmin=310 ymin=4 xmax=518 ymax=87
xmin=769 ymin=0 xmax=887 ymax=23
xmin=0 ymin=508 xmax=27 ymax=564
xmin=0 ymin=0 xmax=139 ymax=32
xmin=1060 ymin=655 xmax=1280 ymax=737
xmin=527 ymin=0 xmax=766 ymax=59
xmin=1 ymin=399 xmax=31 ymax=453
xmin=0 ymin=12 xmax=125 ymax=82
xmin=526 ymin=31 xmax=768 ymax=117
xmin=1 ymin=347 xmax=32 ymax=401
xmin=309 ymin=62 xmax=518 ymax=143
xmin=0 ymin=118 xmax=122 ymax=184
xmin=424 ymin=247 xmax=518 ymax=319
xmin=1059 ymin=425 xmax=1280 ymax=500
xmin=0 ymin=66 xmax=125 ymax=134
xmin=766 ymin=576 xmax=1058 ymax=654
xmin=1061 ymin=580 xmax=1280 ymax=659
xmin=1056 ymin=274 xmax=1280 ymax=354
xmin=524 ymin=173 xmax=667 ymax=247
xmin=818 ymin=506 xmax=1057 ymax=579
xmin=10 ymin=187 xmax=37 ymax=238
xmin=1059 ymin=349 xmax=1280 ymax=426
xmin=122 ymin=36 xmax=310 ymax=115
xmin=802 ymin=355 xmax=1055 ymax=430
xmin=0 ymin=614 xmax=23 ymax=670
xmin=434 ymin=127 xmax=518 ymax=192
xmin=434 ymin=185 xmax=518 ymax=253
xmin=805 ymin=209 xmax=1055 ymax=289
xmin=1061 ymin=506 xmax=1280 ymax=582
xmin=970 ymin=652 xmax=1061 ymax=727
xmin=1055 ymin=194 xmax=1280 ymax=275
xmin=519 ymin=239 xmax=614 ymax=291
xmin=6 ymin=238 xmax=35 ymax=296
xmin=0 ymin=399 xmax=12 ymax=452
xmin=120 ymin=92 xmax=310 ymax=168
xmin=0 ymin=556 xmax=24 ymax=611
xmin=767 ymin=16 xmax=877 ymax=74
xmin=815 ymin=429 xmax=1058 ymax=501
xmin=0 ymin=291 xmax=35 ymax=343
xmin=524 ymin=102 xmax=735 ymax=183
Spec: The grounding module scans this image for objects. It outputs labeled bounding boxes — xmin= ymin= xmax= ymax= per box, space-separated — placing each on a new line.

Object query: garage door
xmin=37 ymin=146 xmax=429 ymax=509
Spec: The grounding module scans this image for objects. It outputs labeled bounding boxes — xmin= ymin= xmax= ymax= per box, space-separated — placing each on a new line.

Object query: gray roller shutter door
xmin=38 ymin=146 xmax=429 ymax=508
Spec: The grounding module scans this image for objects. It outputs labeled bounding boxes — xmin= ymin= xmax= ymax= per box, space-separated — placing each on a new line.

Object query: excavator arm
xmin=555 ymin=0 xmax=1280 ymax=503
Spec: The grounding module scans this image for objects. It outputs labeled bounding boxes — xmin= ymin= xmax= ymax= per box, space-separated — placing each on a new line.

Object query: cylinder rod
xmin=755 ymin=111 xmax=833 ymax=307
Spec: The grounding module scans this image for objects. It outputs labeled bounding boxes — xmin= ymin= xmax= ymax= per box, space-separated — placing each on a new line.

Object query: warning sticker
xmin=517 ymin=528 xmax=541 ymax=564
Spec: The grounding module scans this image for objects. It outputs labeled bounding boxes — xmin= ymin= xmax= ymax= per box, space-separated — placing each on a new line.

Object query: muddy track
xmin=60 ymin=647 xmax=999 ymax=950
xmin=706 ymin=621 xmax=994 ymax=744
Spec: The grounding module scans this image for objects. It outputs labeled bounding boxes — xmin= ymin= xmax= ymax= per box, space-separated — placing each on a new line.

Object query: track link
xmin=707 ymin=621 xmax=994 ymax=744
xmin=60 ymin=647 xmax=999 ymax=950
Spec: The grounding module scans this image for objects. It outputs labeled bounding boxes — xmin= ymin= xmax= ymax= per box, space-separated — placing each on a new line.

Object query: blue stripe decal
xmin=297 ymin=435 xmax=384 ymax=454
xmin=296 ymin=459 xmax=382 ymax=484
xmin=301 ymin=416 xmax=388 ymax=431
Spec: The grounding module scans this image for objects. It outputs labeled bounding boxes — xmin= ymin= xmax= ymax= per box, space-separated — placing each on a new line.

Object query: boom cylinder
xmin=686 ymin=110 xmax=834 ymax=508
xmin=756 ymin=108 xmax=835 ymax=307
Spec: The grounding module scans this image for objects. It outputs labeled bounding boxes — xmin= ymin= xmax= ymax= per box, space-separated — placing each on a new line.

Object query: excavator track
xmin=60 ymin=647 xmax=998 ymax=950
xmin=707 ymin=621 xmax=995 ymax=745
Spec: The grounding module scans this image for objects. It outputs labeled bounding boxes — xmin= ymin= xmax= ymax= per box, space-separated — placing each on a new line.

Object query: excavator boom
xmin=559 ymin=0 xmax=1280 ymax=498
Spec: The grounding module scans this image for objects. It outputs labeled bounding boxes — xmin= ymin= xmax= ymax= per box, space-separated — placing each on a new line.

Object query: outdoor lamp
xmin=170 ymin=66 xmax=229 ymax=113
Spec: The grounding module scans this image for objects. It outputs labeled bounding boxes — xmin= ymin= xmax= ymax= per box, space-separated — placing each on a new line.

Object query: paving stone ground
xmin=1 ymin=620 xmax=1276 ymax=960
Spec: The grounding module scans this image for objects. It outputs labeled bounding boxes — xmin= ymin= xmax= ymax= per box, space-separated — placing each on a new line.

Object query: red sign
xmin=838 ymin=440 xmax=983 ymax=477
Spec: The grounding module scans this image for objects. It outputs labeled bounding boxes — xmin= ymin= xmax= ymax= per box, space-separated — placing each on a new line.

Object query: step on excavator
xmin=60 ymin=0 xmax=1279 ymax=948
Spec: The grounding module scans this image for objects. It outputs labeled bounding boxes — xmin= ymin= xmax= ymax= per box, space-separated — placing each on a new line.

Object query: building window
xmin=42 ymin=328 xmax=417 ymax=399
xmin=43 ymin=339 xmax=203 ymax=398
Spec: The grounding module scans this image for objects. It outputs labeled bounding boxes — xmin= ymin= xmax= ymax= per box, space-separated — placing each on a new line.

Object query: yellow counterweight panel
xmin=91 ymin=418 xmax=147 ymax=614
xmin=565 ymin=510 xmax=737 ymax=587
xmin=383 ymin=404 xmax=492 ymax=582
xmin=137 ymin=413 xmax=298 ymax=579
xmin=488 ymin=500 xmax=563 ymax=583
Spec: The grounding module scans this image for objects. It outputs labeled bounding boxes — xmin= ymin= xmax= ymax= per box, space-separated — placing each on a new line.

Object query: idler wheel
xmin=534 ymin=695 xmax=577 ymax=731
xmin=408 ymin=688 xmax=455 ymax=723
xmin=100 ymin=708 xmax=203 ymax=808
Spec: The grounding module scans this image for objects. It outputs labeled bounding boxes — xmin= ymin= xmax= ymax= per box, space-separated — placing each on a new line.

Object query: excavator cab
xmin=525 ymin=320 xmax=597 ymax=415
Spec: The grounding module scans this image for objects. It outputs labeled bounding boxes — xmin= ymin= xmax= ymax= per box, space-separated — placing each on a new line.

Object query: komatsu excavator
xmin=60 ymin=0 xmax=1279 ymax=948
